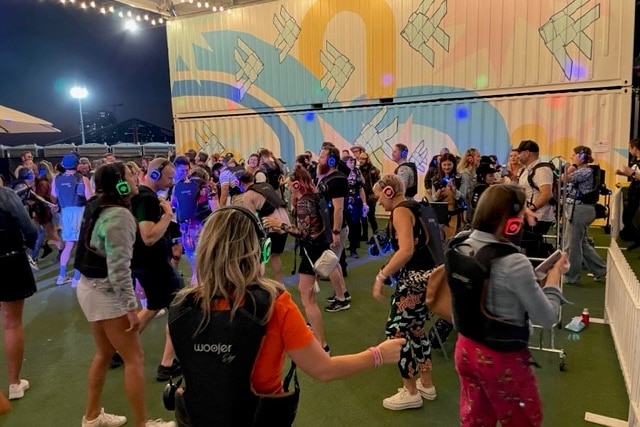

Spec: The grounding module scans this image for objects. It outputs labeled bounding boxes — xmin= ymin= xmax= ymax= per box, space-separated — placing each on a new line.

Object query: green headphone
xmin=216 ymin=206 xmax=272 ymax=264
xmin=114 ymin=173 xmax=132 ymax=196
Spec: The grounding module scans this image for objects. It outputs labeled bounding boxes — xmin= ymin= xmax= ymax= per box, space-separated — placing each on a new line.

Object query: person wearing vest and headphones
xmin=168 ymin=206 xmax=405 ymax=427
xmin=239 ymin=171 xmax=290 ymax=284
xmin=391 ymin=143 xmax=418 ymax=199
xmin=450 ymin=184 xmax=568 ymax=427
xmin=74 ymin=163 xmax=175 ymax=427
xmin=372 ymin=174 xmax=438 ymax=411
xmin=562 ymin=146 xmax=606 ymax=284
xmin=51 ymin=153 xmax=94 ymax=287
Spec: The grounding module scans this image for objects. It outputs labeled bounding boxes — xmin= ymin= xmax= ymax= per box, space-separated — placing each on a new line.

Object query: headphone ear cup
xmin=504 ymin=217 xmax=524 ymax=236
xmin=327 ymin=155 xmax=336 ymax=168
xmin=401 ymin=149 xmax=408 ymax=159
xmin=382 ymin=185 xmax=395 ymax=199
xmin=116 ymin=180 xmax=131 ymax=196
xmin=149 ymin=169 xmax=160 ymax=180
xmin=291 ymin=181 xmax=301 ymax=191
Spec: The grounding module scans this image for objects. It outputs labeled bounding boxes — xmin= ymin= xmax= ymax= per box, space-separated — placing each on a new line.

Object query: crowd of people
xmin=0 ymin=136 xmax=620 ymax=426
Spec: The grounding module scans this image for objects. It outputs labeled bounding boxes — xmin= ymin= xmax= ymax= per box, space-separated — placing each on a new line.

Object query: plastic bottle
xmin=581 ymin=308 xmax=590 ymax=327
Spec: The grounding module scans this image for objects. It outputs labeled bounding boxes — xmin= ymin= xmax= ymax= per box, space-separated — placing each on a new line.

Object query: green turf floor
xmin=0 ymin=225 xmax=632 ymax=426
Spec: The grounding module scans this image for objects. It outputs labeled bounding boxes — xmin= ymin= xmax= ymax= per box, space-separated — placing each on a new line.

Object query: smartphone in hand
xmin=534 ymin=249 xmax=563 ymax=280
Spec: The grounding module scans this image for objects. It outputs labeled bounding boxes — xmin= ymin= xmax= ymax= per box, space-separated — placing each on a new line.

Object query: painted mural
xmin=168 ymin=0 xmax=633 ymax=189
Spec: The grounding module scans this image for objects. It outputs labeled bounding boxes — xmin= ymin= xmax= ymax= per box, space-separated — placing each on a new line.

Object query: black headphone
xmin=213 ymin=206 xmax=272 ymax=264
xmin=149 ymin=160 xmax=170 ymax=181
xmin=503 ymin=185 xmax=524 ymax=236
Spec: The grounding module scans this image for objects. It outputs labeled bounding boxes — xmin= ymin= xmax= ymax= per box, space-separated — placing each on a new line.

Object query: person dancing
xmin=0 ymin=186 xmax=38 ymax=406
xmin=74 ymin=162 xmax=175 ymax=427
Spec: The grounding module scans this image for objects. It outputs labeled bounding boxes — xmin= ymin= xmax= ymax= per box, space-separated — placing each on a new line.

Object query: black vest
xmin=74 ymin=198 xmax=110 ymax=278
xmin=394 ymin=162 xmax=418 ymax=197
xmin=446 ymin=236 xmax=529 ymax=352
xmin=169 ymin=287 xmax=272 ymax=427
xmin=249 ymin=183 xmax=287 ymax=217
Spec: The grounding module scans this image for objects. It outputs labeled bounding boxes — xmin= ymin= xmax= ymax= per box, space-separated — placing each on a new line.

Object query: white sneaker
xmin=8 ymin=379 xmax=29 ymax=400
xmin=155 ymin=308 xmax=167 ymax=318
xmin=71 ymin=278 xmax=80 ymax=288
xmin=82 ymin=408 xmax=127 ymax=427
xmin=382 ymin=387 xmax=423 ymax=410
xmin=56 ymin=275 xmax=71 ymax=286
xmin=145 ymin=419 xmax=176 ymax=427
xmin=416 ymin=378 xmax=437 ymax=400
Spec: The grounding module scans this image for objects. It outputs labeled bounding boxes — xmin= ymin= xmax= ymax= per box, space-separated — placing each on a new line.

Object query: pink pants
xmin=455 ymin=334 xmax=543 ymax=427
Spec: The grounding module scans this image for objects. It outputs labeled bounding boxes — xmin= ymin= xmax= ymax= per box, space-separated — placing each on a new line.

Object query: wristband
xmin=332 ymin=229 xmax=341 ymax=235
xmin=368 ymin=346 xmax=383 ymax=367
xmin=375 ymin=274 xmax=387 ymax=283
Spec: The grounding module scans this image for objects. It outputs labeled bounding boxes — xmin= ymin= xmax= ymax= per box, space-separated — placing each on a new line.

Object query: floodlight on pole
xmin=70 ymin=86 xmax=88 ymax=145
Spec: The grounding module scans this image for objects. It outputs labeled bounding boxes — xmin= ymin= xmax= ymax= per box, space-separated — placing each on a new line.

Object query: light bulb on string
xmin=60 ymin=0 xmax=66 ymax=4
xmin=197 ymin=2 xmax=202 ymax=8
xmin=127 ymin=10 xmax=132 ymax=17
xmin=212 ymin=6 xmax=217 ymax=11
xmin=80 ymin=2 xmax=87 ymax=9
xmin=90 ymin=1 xmax=95 ymax=8
xmin=220 ymin=5 xmax=224 ymax=11
xmin=151 ymin=19 xmax=157 ymax=25
xmin=100 ymin=7 xmax=106 ymax=13
xmin=118 ymin=11 xmax=124 ymax=17
xmin=108 ymin=5 xmax=114 ymax=12
xmin=136 ymin=15 xmax=141 ymax=21
xmin=144 ymin=14 xmax=149 ymax=20
xmin=204 ymin=2 xmax=209 ymax=7
xmin=159 ymin=17 xmax=164 ymax=24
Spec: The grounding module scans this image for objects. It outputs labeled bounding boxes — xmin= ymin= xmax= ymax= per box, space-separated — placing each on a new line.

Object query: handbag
xmin=303 ymin=247 xmax=339 ymax=278
xmin=425 ymin=265 xmax=453 ymax=323
xmin=252 ymin=361 xmax=300 ymax=427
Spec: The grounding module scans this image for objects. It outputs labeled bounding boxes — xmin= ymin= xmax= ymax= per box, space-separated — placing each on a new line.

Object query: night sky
xmin=0 ymin=0 xmax=172 ymax=145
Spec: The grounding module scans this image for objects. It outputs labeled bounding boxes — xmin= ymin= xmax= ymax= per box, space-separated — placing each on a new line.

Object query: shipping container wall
xmin=175 ymin=88 xmax=632 ymax=196
xmin=168 ymin=0 xmax=634 ymax=115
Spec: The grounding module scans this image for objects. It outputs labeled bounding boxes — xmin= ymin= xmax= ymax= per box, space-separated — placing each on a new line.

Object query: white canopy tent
xmin=0 ymin=105 xmax=60 ymax=134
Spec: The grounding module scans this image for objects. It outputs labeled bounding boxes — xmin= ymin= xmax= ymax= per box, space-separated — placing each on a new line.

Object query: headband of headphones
xmin=503 ymin=185 xmax=524 ymax=236
xmin=212 ymin=206 xmax=272 ymax=264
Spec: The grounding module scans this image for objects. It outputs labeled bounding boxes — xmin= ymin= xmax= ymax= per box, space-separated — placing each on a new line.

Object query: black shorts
xmin=268 ymin=232 xmax=288 ymax=255
xmin=133 ymin=263 xmax=184 ymax=311
xmin=298 ymin=242 xmax=328 ymax=277
xmin=0 ymin=252 xmax=37 ymax=302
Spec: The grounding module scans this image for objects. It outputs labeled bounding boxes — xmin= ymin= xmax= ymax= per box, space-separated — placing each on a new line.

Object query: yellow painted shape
xmin=298 ymin=0 xmax=396 ymax=99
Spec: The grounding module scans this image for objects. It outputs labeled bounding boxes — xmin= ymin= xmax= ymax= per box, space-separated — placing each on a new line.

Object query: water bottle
xmin=581 ymin=308 xmax=590 ymax=327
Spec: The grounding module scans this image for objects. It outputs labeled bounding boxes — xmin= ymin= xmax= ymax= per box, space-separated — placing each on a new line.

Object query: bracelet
xmin=368 ymin=346 xmax=383 ymax=367
xmin=375 ymin=274 xmax=387 ymax=283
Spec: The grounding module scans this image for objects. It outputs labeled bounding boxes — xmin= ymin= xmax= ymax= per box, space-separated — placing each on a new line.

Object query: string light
xmin=48 ymin=0 xmax=168 ymax=28
xmin=212 ymin=6 xmax=217 ymax=11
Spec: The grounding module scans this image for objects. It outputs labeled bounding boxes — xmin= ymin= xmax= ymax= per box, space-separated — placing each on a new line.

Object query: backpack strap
xmin=474 ymin=243 xmax=519 ymax=273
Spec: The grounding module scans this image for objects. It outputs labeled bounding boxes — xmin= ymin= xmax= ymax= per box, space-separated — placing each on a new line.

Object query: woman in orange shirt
xmin=168 ymin=206 xmax=404 ymax=426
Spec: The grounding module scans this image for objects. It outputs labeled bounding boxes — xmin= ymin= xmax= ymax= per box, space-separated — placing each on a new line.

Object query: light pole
xmin=70 ymin=86 xmax=88 ymax=145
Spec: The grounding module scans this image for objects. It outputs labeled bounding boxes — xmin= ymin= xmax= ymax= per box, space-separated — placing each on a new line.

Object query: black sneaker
xmin=326 ymin=292 xmax=351 ymax=303
xmin=324 ymin=299 xmax=351 ymax=313
xmin=109 ymin=352 xmax=124 ymax=369
xmin=156 ymin=359 xmax=182 ymax=382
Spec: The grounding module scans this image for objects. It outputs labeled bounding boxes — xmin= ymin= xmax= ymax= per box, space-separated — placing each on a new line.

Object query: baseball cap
xmin=515 ymin=140 xmax=540 ymax=153
xmin=350 ymin=144 xmax=365 ymax=153
xmin=61 ymin=153 xmax=79 ymax=169
xmin=476 ymin=163 xmax=498 ymax=176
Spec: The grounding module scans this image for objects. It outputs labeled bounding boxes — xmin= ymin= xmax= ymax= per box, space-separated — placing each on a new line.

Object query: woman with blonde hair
xmin=372 ymin=174 xmax=440 ymax=411
xmin=126 ymin=161 xmax=144 ymax=185
xmin=168 ymin=205 xmax=404 ymax=426
xmin=458 ymin=148 xmax=481 ymax=217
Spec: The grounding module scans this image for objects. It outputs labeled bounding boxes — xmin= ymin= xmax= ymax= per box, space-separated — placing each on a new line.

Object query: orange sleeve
xmin=250 ymin=291 xmax=314 ymax=394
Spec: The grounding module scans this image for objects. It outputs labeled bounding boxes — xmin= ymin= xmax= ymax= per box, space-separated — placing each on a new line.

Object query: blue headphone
xmin=149 ymin=160 xmax=170 ymax=181
xmin=327 ymin=150 xmax=338 ymax=168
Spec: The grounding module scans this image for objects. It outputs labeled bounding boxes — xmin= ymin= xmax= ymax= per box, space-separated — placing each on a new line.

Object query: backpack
xmin=576 ymin=164 xmax=602 ymax=205
xmin=443 ymin=233 xmax=530 ymax=352
xmin=396 ymin=199 xmax=444 ymax=267
xmin=299 ymin=194 xmax=332 ymax=244
xmin=523 ymin=162 xmax=560 ymax=206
